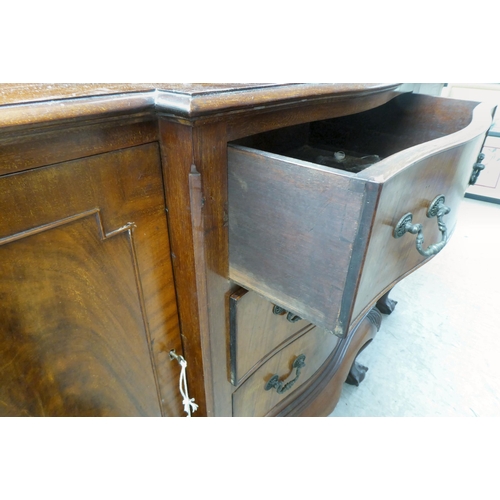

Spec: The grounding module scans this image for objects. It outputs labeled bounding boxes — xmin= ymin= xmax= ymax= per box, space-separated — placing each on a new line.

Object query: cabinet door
xmin=0 ymin=143 xmax=183 ymax=416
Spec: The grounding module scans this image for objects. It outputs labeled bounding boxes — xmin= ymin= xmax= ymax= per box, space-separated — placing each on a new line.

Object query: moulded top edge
xmin=0 ymin=83 xmax=402 ymax=130
xmin=153 ymin=83 xmax=401 ymax=118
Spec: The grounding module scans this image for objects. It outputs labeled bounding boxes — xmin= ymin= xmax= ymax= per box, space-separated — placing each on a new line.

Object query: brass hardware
xmin=169 ymin=349 xmax=182 ymax=362
xmin=286 ymin=312 xmax=302 ymax=323
xmin=272 ymin=305 xmax=286 ymax=315
xmin=272 ymin=304 xmax=302 ymax=323
xmin=470 ymin=152 xmax=486 ymax=185
xmin=265 ymin=354 xmax=306 ymax=394
xmin=393 ymin=195 xmax=451 ymax=257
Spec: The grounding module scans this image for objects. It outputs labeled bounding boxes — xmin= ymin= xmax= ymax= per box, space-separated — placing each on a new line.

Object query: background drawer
xmin=230 ymin=287 xmax=310 ymax=385
xmin=232 ymin=326 xmax=339 ymax=417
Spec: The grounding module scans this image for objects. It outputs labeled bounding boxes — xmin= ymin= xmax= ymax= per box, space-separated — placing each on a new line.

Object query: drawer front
xmin=232 ymin=327 xmax=339 ymax=417
xmin=352 ymin=135 xmax=485 ymax=319
xmin=230 ymin=287 xmax=311 ymax=385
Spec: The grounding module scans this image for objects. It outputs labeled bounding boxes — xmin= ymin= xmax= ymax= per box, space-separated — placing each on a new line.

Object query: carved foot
xmin=376 ymin=290 xmax=398 ymax=315
xmin=345 ymin=360 xmax=369 ymax=386
xmin=344 ymin=307 xmax=381 ymax=387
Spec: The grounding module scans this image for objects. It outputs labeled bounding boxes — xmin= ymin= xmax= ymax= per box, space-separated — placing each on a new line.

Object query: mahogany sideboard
xmin=0 ymin=84 xmax=494 ymax=417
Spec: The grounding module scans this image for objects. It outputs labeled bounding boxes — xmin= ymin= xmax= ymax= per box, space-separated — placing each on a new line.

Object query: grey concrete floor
xmin=330 ymin=197 xmax=500 ymax=417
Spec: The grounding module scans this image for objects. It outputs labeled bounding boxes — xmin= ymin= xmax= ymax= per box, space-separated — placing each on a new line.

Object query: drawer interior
xmin=233 ymin=93 xmax=477 ymax=174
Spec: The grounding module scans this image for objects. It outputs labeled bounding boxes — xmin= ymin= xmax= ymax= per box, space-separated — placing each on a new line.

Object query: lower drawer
xmin=232 ymin=327 xmax=339 ymax=417
xmin=230 ymin=287 xmax=310 ymax=385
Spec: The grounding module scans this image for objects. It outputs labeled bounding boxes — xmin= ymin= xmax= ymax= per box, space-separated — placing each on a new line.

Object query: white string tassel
xmin=170 ymin=351 xmax=198 ymax=417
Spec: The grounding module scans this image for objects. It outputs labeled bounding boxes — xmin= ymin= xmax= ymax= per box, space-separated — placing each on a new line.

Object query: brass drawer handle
xmin=265 ymin=354 xmax=306 ymax=394
xmin=272 ymin=305 xmax=302 ymax=323
xmin=286 ymin=312 xmax=302 ymax=323
xmin=393 ymin=195 xmax=451 ymax=257
xmin=470 ymin=152 xmax=485 ymax=185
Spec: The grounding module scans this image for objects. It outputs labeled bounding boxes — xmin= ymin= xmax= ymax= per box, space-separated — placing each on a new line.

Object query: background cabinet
xmin=442 ymin=83 xmax=500 ymax=203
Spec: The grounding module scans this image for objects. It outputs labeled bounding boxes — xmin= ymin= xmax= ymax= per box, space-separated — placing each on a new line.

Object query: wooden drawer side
xmin=228 ymin=145 xmax=370 ymax=336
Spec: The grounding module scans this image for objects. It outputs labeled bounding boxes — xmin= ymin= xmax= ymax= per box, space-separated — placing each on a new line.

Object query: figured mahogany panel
xmin=0 ymin=213 xmax=160 ymax=416
xmin=0 ymin=143 xmax=183 ymax=416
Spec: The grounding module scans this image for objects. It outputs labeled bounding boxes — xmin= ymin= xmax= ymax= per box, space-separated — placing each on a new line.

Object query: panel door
xmin=0 ymin=143 xmax=183 ymax=416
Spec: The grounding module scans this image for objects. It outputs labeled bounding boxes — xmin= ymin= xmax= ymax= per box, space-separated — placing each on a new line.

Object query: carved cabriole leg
xmin=345 ymin=360 xmax=369 ymax=386
xmin=345 ymin=307 xmax=382 ymax=386
xmin=376 ymin=289 xmax=398 ymax=315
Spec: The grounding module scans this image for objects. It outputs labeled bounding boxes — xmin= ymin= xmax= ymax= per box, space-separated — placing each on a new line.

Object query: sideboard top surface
xmin=0 ymin=83 xmax=401 ymax=131
xmin=0 ymin=83 xmax=397 ymax=105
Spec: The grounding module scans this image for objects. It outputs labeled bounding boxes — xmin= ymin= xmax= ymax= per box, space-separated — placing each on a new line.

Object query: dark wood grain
xmin=155 ymin=83 xmax=400 ymax=120
xmin=228 ymin=145 xmax=368 ymax=336
xmin=352 ymin=137 xmax=484 ymax=321
xmin=192 ymin=121 xmax=235 ymax=416
xmin=0 ymin=83 xmax=400 ymax=125
xmin=232 ymin=326 xmax=339 ymax=417
xmin=0 ymin=117 xmax=158 ymax=176
xmin=307 ymin=93 xmax=479 ymax=159
xmin=1 ymin=84 xmax=493 ymax=418
xmin=0 ymin=144 xmax=183 ymax=416
xmin=225 ymin=87 xmax=402 ymax=141
xmin=158 ymin=120 xmax=210 ymax=416
xmin=376 ymin=289 xmax=398 ymax=315
xmin=229 ymin=287 xmax=311 ymax=385
xmin=273 ymin=308 xmax=381 ymax=417
xmin=0 ymin=214 xmax=160 ymax=416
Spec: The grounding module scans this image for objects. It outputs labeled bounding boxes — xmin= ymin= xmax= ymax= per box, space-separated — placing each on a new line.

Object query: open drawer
xmin=228 ymin=93 xmax=494 ymax=336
